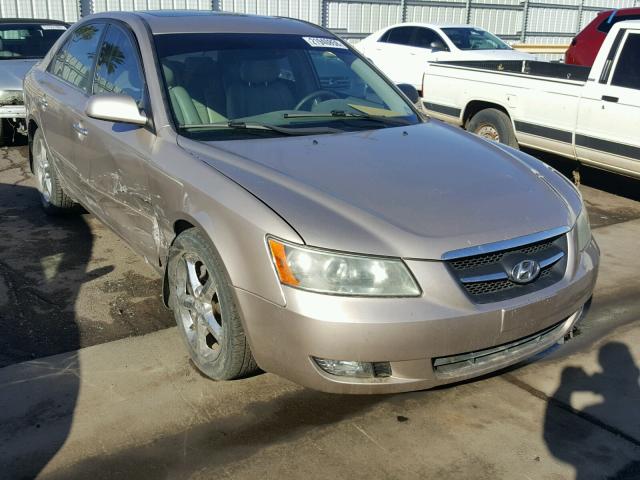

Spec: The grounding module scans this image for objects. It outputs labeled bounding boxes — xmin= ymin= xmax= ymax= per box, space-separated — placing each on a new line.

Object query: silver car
xmin=0 ymin=18 xmax=68 ymax=145
xmin=24 ymin=11 xmax=599 ymax=394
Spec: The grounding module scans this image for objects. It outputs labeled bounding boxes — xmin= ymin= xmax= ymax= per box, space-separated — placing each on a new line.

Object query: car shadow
xmin=0 ymin=180 xmax=104 ymax=478
xmin=543 ymin=341 xmax=640 ymax=479
xmin=40 ymin=387 xmax=386 ymax=480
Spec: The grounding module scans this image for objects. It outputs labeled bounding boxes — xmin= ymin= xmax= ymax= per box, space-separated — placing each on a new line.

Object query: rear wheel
xmin=468 ymin=108 xmax=518 ymax=148
xmin=31 ymin=128 xmax=76 ymax=214
xmin=168 ymin=228 xmax=258 ymax=380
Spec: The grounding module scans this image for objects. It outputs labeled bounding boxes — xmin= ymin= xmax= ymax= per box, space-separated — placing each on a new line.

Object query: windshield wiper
xmin=283 ymin=110 xmax=412 ymax=126
xmin=179 ymin=120 xmax=340 ymax=136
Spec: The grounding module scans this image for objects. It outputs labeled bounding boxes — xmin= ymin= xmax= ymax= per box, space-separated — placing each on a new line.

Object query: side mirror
xmin=396 ymin=83 xmax=420 ymax=104
xmin=85 ymin=93 xmax=147 ymax=126
xmin=429 ymin=41 xmax=447 ymax=53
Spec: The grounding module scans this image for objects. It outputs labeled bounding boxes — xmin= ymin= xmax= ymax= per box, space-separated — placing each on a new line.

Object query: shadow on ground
xmin=0 ymin=180 xmax=93 ymax=478
xmin=43 ymin=388 xmax=386 ymax=479
xmin=544 ymin=342 xmax=640 ymax=480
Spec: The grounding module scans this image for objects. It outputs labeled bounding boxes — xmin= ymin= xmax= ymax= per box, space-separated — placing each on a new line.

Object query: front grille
xmin=446 ymin=233 xmax=568 ymax=304
xmin=463 ymin=268 xmax=553 ymax=296
xmin=449 ymin=239 xmax=555 ymax=271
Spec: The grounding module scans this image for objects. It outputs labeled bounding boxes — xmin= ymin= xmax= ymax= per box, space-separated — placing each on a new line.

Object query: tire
xmin=168 ymin=228 xmax=258 ymax=381
xmin=0 ymin=120 xmax=5 ymax=148
xmin=31 ymin=128 xmax=76 ymax=214
xmin=467 ymin=108 xmax=519 ymax=149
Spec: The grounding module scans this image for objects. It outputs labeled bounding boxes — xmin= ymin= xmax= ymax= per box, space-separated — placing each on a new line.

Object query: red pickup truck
xmin=566 ymin=8 xmax=640 ymax=66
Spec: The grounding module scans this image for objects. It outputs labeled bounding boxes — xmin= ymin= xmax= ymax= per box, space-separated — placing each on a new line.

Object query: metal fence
xmin=2 ymin=0 xmax=639 ymax=51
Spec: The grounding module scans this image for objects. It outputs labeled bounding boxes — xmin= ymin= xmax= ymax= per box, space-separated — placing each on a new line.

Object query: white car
xmin=357 ymin=23 xmax=535 ymax=91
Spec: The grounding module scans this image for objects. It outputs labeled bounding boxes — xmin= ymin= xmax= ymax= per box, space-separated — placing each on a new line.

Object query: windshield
xmin=0 ymin=23 xmax=67 ymax=60
xmin=441 ymin=27 xmax=511 ymax=51
xmin=154 ymin=33 xmax=420 ymax=140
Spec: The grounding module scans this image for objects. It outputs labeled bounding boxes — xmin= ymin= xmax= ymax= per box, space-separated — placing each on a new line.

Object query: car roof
xmin=380 ymin=23 xmax=480 ymax=30
xmin=91 ymin=10 xmax=326 ymax=36
xmin=598 ymin=7 xmax=640 ymax=15
xmin=0 ymin=18 xmax=69 ymax=25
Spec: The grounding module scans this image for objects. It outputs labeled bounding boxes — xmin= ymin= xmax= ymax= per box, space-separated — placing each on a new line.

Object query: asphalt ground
xmin=1 ymin=142 xmax=640 ymax=479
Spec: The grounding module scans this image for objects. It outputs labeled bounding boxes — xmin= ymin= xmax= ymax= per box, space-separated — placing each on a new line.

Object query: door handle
xmin=38 ymin=97 xmax=48 ymax=109
xmin=601 ymin=95 xmax=618 ymax=103
xmin=72 ymin=122 xmax=88 ymax=136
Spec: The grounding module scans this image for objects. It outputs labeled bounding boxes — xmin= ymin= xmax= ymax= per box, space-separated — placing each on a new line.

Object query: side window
xmin=383 ymin=27 xmax=415 ymax=46
xmin=611 ymin=33 xmax=640 ymax=90
xmin=48 ymin=23 xmax=105 ymax=93
xmin=412 ymin=28 xmax=443 ymax=49
xmin=93 ymin=24 xmax=144 ymax=105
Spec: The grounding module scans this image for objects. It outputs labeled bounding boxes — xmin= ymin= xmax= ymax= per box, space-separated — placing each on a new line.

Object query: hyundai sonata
xmin=24 ymin=11 xmax=598 ymax=394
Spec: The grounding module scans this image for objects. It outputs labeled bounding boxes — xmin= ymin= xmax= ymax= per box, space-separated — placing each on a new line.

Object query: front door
xmin=79 ymin=22 xmax=158 ymax=263
xmin=575 ymin=29 xmax=640 ymax=177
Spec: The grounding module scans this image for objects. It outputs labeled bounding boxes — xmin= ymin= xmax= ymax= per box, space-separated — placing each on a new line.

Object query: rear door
xmin=80 ymin=22 xmax=158 ymax=261
xmin=366 ymin=26 xmax=418 ymax=85
xmin=35 ymin=22 xmax=105 ymax=198
xmin=575 ymin=29 xmax=640 ymax=177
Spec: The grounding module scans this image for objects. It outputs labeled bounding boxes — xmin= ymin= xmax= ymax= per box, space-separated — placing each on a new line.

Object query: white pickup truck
xmin=422 ymin=20 xmax=640 ymax=179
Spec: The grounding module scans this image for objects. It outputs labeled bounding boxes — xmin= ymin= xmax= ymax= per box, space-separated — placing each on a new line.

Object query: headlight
xmin=0 ymin=90 xmax=24 ymax=106
xmin=575 ymin=206 xmax=592 ymax=252
xmin=267 ymin=238 xmax=421 ymax=297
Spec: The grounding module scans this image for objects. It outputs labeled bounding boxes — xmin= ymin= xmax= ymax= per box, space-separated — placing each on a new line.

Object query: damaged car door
xmin=81 ymin=22 xmax=158 ymax=262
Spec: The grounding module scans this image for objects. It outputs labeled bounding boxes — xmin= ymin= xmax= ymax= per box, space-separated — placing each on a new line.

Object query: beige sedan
xmin=24 ymin=10 xmax=598 ymax=393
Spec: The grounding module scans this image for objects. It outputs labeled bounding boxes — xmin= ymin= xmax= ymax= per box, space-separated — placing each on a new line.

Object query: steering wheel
xmin=294 ymin=90 xmax=340 ymax=111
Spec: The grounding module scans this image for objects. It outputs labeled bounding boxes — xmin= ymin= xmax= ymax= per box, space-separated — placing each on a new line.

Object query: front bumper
xmin=0 ymin=105 xmax=26 ymax=119
xmin=236 ymin=239 xmax=599 ymax=394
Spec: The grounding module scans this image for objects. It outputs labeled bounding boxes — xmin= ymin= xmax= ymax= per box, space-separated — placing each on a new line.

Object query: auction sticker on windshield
xmin=41 ymin=25 xmax=67 ymax=30
xmin=302 ymin=37 xmax=347 ymax=49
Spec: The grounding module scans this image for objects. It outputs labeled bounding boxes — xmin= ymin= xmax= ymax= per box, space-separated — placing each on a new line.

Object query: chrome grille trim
xmin=432 ymin=313 xmax=578 ymax=379
xmin=441 ymin=226 xmax=571 ymax=261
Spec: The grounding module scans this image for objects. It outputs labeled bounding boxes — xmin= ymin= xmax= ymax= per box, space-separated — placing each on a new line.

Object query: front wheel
xmin=31 ymin=128 xmax=77 ymax=214
xmin=467 ymin=108 xmax=518 ymax=148
xmin=168 ymin=228 xmax=258 ymax=381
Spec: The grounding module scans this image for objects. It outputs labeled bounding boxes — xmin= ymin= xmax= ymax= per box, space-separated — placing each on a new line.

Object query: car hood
xmin=0 ymin=59 xmax=38 ymax=91
xmin=179 ymin=121 xmax=574 ymax=259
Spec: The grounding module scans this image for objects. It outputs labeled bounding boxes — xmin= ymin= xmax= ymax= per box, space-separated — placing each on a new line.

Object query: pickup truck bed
xmin=435 ymin=60 xmax=591 ymax=83
xmin=422 ymin=22 xmax=640 ymax=179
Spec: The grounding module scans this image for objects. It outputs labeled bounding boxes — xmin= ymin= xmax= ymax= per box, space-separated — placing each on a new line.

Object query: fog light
xmin=314 ymin=357 xmax=375 ymax=378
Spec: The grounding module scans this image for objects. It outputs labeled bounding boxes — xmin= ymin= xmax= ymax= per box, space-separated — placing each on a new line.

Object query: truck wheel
xmin=168 ymin=228 xmax=258 ymax=381
xmin=31 ymin=128 xmax=77 ymax=214
xmin=468 ymin=108 xmax=518 ymax=148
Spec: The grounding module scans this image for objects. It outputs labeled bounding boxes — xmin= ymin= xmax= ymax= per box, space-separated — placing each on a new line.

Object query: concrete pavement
xmin=1 ymin=218 xmax=639 ymax=480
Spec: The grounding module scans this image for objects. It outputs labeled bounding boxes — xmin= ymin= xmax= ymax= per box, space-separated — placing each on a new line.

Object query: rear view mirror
xmin=396 ymin=83 xmax=420 ymax=104
xmin=85 ymin=93 xmax=147 ymax=126
xmin=429 ymin=41 xmax=447 ymax=53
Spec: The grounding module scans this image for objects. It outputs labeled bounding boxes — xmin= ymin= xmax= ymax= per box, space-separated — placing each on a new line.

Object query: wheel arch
xmin=162 ymin=217 xmax=197 ymax=307
xmin=462 ymin=100 xmax=512 ymax=129
xmin=27 ymin=119 xmax=39 ymax=174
